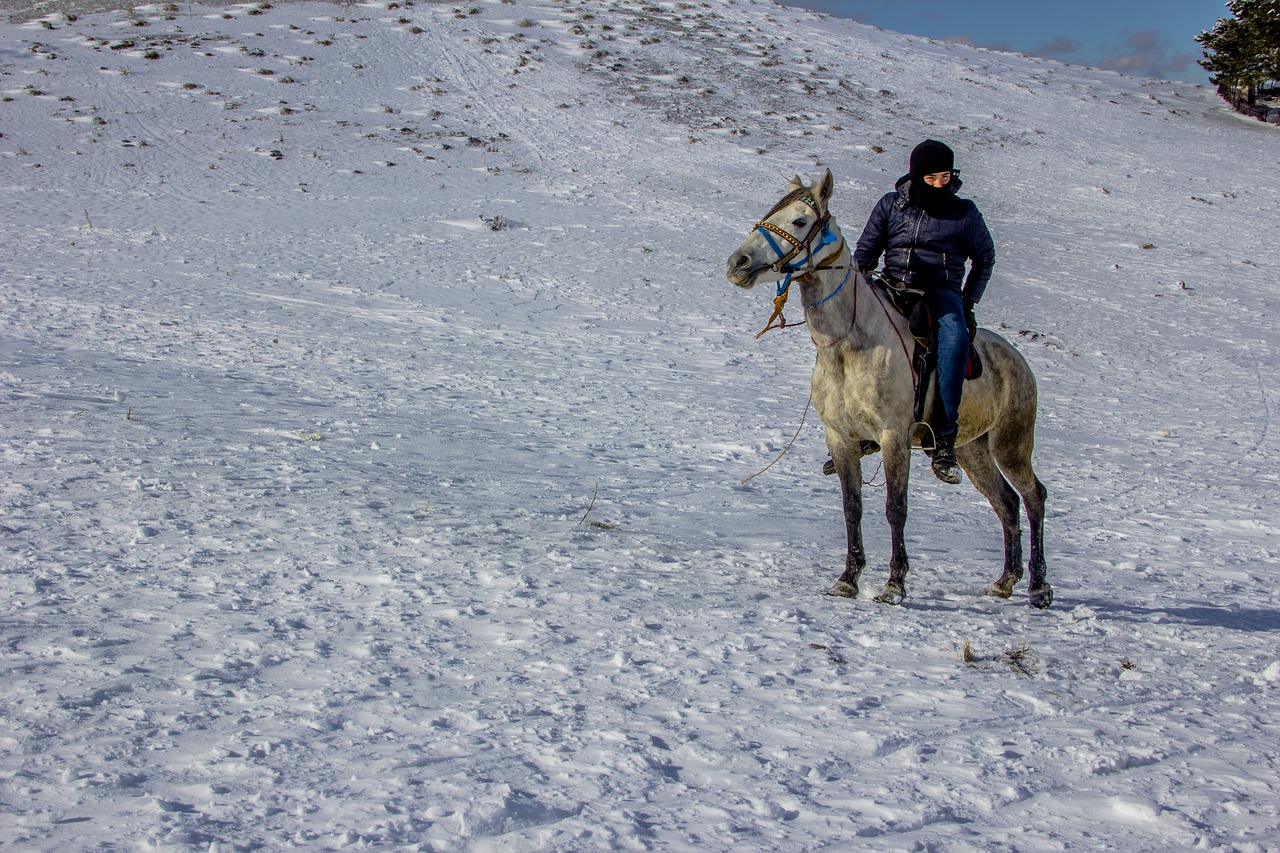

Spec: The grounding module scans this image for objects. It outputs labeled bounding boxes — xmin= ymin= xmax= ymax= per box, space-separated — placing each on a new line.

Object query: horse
xmin=725 ymin=170 xmax=1052 ymax=609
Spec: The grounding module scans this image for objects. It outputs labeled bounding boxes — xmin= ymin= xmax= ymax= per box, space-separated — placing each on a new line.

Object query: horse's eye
xmin=792 ymin=218 xmax=807 ymax=228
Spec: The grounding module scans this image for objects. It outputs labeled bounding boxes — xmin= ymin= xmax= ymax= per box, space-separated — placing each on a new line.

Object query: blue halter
xmin=754 ymin=219 xmax=840 ymax=303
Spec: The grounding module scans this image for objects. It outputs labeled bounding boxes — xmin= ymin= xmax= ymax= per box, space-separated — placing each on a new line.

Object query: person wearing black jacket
xmin=853 ymin=139 xmax=995 ymax=484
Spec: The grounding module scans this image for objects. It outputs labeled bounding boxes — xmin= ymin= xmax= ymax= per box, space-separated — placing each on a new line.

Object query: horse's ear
xmin=788 ymin=174 xmax=805 ymax=192
xmin=815 ymin=168 xmax=835 ymax=208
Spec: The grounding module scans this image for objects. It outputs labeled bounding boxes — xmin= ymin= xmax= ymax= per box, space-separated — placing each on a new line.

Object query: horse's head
xmin=726 ymin=168 xmax=837 ymax=289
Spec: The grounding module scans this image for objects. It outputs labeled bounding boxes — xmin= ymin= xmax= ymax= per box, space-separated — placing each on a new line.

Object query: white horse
xmin=726 ymin=170 xmax=1052 ymax=608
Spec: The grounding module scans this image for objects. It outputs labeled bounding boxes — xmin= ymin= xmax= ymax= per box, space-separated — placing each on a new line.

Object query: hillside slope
xmin=2 ymin=0 xmax=1278 ymax=849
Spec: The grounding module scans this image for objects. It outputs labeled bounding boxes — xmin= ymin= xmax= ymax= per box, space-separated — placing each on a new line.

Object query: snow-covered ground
xmin=1 ymin=0 xmax=1278 ymax=849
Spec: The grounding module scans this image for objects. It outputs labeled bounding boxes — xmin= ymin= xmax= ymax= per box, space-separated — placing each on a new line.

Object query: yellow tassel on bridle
xmin=756 ymin=286 xmax=793 ymax=339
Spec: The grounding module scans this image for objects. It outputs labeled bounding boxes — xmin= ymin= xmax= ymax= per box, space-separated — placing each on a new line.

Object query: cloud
xmin=1097 ymin=29 xmax=1197 ymax=79
xmin=1031 ymin=36 xmax=1081 ymax=60
xmin=943 ymin=33 xmax=1094 ymax=65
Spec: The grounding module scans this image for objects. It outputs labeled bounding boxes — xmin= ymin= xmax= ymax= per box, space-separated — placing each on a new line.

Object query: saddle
xmin=870 ymin=274 xmax=983 ymax=451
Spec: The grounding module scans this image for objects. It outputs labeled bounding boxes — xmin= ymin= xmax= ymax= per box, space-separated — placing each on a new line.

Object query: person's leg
xmin=926 ymin=288 xmax=968 ymax=483
xmin=928 ymin=288 xmax=969 ymax=439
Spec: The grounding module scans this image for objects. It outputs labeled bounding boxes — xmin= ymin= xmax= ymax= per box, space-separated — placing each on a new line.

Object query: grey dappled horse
xmin=726 ymin=170 xmax=1052 ymax=608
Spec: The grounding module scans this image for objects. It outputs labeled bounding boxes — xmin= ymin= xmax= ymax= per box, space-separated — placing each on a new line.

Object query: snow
xmin=1 ymin=0 xmax=1278 ymax=849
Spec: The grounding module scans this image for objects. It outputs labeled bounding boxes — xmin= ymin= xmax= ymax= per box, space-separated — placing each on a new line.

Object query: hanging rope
xmin=738 ymin=393 xmax=886 ymax=487
xmin=739 ymin=394 xmax=811 ymax=485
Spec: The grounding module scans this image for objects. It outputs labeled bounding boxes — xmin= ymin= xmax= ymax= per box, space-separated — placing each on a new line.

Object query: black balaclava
xmin=908 ymin=139 xmax=957 ymax=216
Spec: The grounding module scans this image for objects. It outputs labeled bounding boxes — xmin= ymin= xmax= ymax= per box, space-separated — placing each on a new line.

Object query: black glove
xmin=964 ymin=299 xmax=978 ymax=341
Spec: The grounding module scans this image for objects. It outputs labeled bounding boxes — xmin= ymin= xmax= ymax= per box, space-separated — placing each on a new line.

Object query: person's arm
xmin=961 ymin=206 xmax=995 ymax=304
xmin=853 ymin=194 xmax=892 ymax=273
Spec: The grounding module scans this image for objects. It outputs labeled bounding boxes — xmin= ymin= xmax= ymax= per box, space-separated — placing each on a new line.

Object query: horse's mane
xmin=764 ymin=186 xmax=815 ymax=219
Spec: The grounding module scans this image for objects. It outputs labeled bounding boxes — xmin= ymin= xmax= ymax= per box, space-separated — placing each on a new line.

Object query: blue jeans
xmin=925 ymin=288 xmax=969 ymax=440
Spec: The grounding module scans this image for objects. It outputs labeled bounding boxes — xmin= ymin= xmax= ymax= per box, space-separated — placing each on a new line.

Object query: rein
xmin=805 ymin=254 xmax=917 ymax=384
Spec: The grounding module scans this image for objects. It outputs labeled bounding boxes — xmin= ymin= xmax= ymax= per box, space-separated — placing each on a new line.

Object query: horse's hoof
xmin=826 ymin=580 xmax=858 ymax=598
xmin=873 ymin=584 xmax=905 ymax=605
xmin=1029 ymin=584 xmax=1053 ymax=610
xmin=988 ymin=580 xmax=1016 ymax=599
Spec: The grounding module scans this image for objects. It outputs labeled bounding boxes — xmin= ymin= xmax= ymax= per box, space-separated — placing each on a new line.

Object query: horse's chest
xmin=809 ymin=347 xmax=907 ymax=437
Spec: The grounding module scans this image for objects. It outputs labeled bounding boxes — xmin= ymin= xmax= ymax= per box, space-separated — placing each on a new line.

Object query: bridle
xmin=750 ymin=192 xmax=849 ymax=337
xmin=752 ymin=193 xmax=835 ymax=275
xmin=748 ymin=192 xmax=912 ymax=372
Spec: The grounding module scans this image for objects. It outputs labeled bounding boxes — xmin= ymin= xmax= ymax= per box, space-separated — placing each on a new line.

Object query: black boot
xmin=931 ymin=435 xmax=961 ymax=484
xmin=823 ymin=441 xmax=882 ymax=476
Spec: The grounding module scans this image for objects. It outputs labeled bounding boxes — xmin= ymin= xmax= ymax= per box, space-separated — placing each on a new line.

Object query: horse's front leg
xmin=873 ymin=433 xmax=911 ymax=605
xmin=825 ymin=447 xmax=866 ymax=598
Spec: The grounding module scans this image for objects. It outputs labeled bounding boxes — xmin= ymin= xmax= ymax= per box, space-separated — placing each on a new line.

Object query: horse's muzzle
xmin=726 ymin=253 xmax=764 ymax=288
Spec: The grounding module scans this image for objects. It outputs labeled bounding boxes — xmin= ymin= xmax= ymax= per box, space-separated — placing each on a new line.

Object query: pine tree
xmin=1198 ymin=0 xmax=1280 ymax=91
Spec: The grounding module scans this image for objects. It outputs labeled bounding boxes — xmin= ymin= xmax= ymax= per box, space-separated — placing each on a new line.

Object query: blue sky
xmin=786 ymin=1 xmax=1227 ymax=83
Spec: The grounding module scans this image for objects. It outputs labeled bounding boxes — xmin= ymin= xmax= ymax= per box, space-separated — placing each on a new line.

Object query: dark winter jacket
xmin=853 ymin=174 xmax=995 ymax=303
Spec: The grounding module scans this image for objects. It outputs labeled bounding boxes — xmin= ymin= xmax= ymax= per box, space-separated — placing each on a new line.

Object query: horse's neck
xmin=798 ymin=241 xmax=903 ymax=350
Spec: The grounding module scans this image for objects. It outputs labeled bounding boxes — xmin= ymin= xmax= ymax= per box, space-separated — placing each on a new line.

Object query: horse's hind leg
xmin=956 ymin=434 xmax=1024 ymax=598
xmin=1021 ymin=475 xmax=1051 ymax=609
xmin=992 ymin=442 xmax=1052 ymax=609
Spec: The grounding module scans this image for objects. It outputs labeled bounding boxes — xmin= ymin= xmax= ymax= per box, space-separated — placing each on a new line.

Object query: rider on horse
xmin=853 ymin=139 xmax=995 ymax=484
